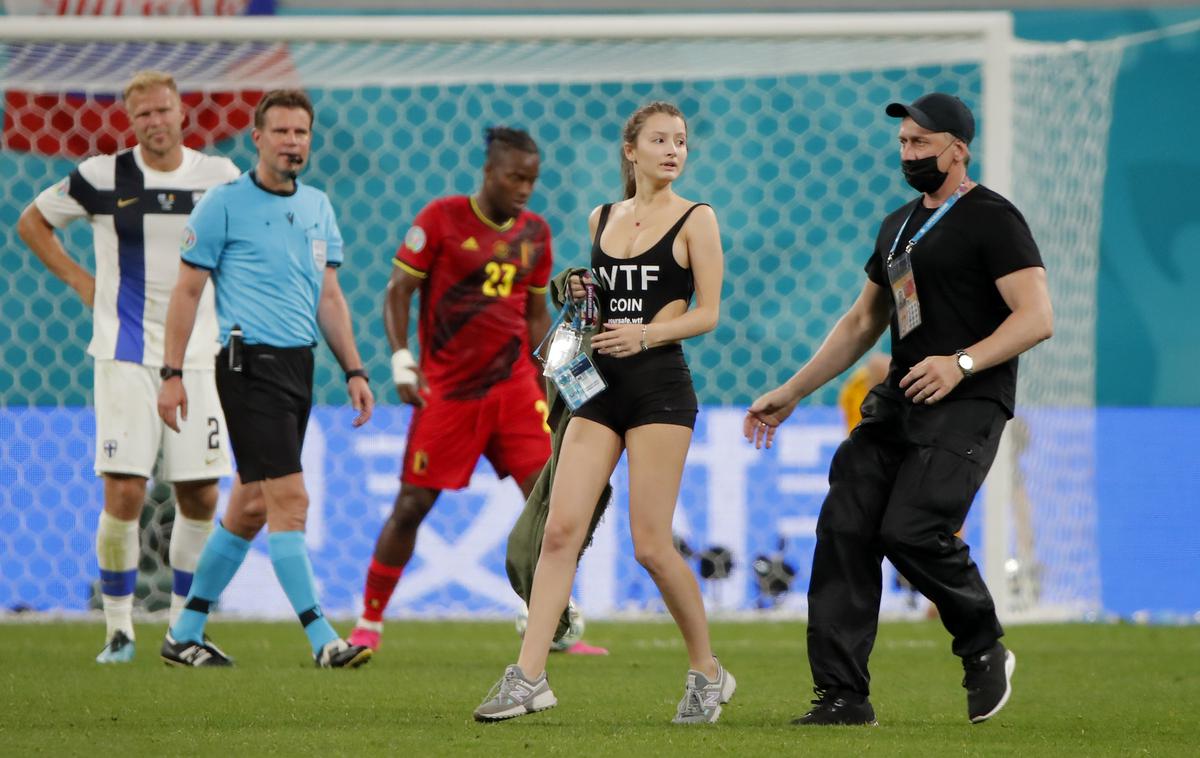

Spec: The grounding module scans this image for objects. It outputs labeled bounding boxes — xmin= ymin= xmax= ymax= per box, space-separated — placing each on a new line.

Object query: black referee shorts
xmin=215 ymin=344 xmax=314 ymax=484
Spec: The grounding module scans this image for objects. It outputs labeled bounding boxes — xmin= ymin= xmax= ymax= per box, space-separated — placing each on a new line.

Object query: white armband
xmin=391 ymin=348 xmax=418 ymax=386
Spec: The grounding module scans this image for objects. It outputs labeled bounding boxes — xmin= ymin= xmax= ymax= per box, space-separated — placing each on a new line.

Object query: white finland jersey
xmin=35 ymin=146 xmax=240 ymax=369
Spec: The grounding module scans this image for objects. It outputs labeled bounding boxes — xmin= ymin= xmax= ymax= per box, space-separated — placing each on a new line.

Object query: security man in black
xmin=744 ymin=92 xmax=1053 ymax=726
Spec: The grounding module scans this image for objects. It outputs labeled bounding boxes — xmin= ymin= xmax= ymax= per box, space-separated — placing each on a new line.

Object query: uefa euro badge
xmin=886 ymin=250 xmax=923 ymax=339
xmin=311 ymin=237 xmax=328 ymax=269
xmin=542 ymin=322 xmax=584 ymax=377
xmin=550 ymin=351 xmax=607 ymax=411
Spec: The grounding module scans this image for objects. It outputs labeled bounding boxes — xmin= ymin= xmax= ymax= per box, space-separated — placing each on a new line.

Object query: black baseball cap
xmin=886 ymin=93 xmax=975 ymax=145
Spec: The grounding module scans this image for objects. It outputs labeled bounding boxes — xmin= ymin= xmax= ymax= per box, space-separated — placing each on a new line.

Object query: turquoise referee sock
xmin=170 ymin=523 xmax=251 ymax=644
xmin=268 ymin=531 xmax=339 ymax=655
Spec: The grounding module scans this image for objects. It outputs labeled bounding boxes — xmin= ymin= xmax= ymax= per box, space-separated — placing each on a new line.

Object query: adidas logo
xmin=462 ymin=237 xmax=479 ymax=251
xmin=180 ymin=644 xmax=213 ymax=665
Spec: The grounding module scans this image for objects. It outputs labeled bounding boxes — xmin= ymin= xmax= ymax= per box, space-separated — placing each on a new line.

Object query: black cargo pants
xmin=807 ymin=387 xmax=1008 ymax=697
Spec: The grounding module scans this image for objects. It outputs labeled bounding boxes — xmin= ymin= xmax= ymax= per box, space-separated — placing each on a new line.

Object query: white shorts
xmin=93 ymin=359 xmax=233 ymax=482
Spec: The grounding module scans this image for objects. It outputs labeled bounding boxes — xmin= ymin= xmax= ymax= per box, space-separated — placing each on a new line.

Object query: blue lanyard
xmin=888 ymin=179 xmax=971 ymax=262
xmin=533 ymin=282 xmax=598 ymax=359
xmin=534 ymin=301 xmax=571 ymax=360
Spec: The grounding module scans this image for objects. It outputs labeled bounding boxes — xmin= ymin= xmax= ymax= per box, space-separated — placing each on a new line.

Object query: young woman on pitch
xmin=474 ymin=101 xmax=731 ymax=724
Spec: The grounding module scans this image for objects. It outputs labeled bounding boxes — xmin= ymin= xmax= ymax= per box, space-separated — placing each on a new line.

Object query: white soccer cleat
xmin=315 ymin=638 xmax=372 ymax=669
xmin=96 ymin=630 xmax=135 ymax=664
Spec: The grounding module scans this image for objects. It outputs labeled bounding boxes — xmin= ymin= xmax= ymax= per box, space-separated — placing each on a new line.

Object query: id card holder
xmin=549 ymin=352 xmax=607 ymax=411
xmin=886 ymin=250 xmax=923 ymax=339
xmin=541 ymin=322 xmax=584 ymax=377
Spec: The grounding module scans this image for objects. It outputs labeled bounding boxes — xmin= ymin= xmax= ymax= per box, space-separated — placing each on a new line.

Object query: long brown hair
xmin=620 ymin=101 xmax=686 ymax=199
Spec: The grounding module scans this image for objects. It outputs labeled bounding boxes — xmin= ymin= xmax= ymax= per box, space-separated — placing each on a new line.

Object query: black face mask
xmin=900 ymin=155 xmax=946 ymax=193
xmin=900 ymin=140 xmax=955 ymax=193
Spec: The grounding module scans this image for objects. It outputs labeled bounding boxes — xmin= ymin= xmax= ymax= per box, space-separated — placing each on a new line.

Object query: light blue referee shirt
xmin=181 ymin=171 xmax=344 ymax=348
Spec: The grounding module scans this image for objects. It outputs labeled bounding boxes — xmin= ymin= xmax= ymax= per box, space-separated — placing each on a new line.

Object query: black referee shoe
xmin=161 ymin=632 xmax=233 ymax=668
xmin=963 ymin=642 xmax=1016 ymax=723
xmin=791 ymin=690 xmax=878 ymax=726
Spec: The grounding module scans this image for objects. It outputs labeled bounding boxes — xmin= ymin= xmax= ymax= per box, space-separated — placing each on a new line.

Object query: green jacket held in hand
xmin=505 ymin=267 xmax=613 ymax=643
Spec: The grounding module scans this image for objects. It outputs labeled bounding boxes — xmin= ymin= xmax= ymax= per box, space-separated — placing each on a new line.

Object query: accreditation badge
xmin=886 ymin=250 xmax=923 ymax=339
xmin=542 ymin=322 xmax=584 ymax=377
xmin=549 ymin=352 xmax=607 ymax=411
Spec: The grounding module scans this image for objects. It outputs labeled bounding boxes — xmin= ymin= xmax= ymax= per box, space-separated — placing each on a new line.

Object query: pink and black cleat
xmin=348 ymin=625 xmax=381 ymax=652
xmin=563 ymin=640 xmax=609 ymax=656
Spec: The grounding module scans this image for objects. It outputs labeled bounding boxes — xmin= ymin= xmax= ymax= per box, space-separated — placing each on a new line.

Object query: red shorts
xmin=402 ymin=375 xmax=552 ymax=491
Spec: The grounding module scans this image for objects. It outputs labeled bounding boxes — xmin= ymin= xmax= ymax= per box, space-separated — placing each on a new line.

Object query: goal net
xmin=0 ymin=13 xmax=1117 ymax=622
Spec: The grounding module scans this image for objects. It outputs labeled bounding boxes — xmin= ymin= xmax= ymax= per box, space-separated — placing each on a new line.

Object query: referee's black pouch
xmin=227 ymin=326 xmax=244 ymax=373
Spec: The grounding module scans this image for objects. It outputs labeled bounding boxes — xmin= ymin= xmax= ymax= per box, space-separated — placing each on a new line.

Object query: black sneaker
xmin=791 ymin=689 xmax=878 ymax=726
xmin=161 ymin=632 xmax=233 ymax=667
xmin=963 ymin=642 xmax=1016 ymax=723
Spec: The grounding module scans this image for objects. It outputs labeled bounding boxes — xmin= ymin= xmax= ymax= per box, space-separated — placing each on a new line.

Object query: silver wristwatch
xmin=955 ymin=350 xmax=975 ymax=378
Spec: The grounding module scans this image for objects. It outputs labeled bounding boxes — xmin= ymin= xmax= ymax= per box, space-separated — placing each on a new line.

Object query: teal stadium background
xmin=0 ymin=63 xmax=978 ymax=406
xmin=0 ymin=7 xmax=1198 ymax=617
xmin=0 ymin=7 xmax=1197 ymax=405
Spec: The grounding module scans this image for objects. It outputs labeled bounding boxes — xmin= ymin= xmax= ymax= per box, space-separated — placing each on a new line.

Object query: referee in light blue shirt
xmin=156 ymin=89 xmax=374 ymax=670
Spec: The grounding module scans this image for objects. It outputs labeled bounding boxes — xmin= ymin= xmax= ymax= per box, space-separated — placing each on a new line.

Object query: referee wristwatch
xmin=160 ymin=365 xmax=184 ymax=381
xmin=955 ymin=350 xmax=975 ymax=378
xmin=345 ymin=368 xmax=369 ymax=383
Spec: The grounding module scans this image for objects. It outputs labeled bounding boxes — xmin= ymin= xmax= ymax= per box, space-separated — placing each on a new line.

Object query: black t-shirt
xmin=865 ymin=184 xmax=1044 ymax=416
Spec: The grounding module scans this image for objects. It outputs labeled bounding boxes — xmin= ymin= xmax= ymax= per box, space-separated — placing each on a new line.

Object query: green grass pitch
xmin=2 ymin=619 xmax=1196 ymax=756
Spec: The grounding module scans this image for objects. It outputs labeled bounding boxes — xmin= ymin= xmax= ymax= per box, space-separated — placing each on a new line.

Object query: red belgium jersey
xmin=394 ymin=196 xmax=553 ymax=400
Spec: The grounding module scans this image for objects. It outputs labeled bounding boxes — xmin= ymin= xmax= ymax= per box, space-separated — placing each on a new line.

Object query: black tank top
xmin=590 ymin=202 xmax=706 ymax=325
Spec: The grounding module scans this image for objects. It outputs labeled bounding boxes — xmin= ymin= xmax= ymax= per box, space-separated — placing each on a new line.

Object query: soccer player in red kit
xmin=349 ymin=128 xmax=604 ymax=655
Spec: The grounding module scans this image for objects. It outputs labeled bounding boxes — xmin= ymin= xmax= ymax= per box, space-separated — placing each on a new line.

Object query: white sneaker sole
xmin=474 ymin=690 xmax=557 ymax=722
xmin=970 ymin=650 xmax=1016 ymax=723
xmin=721 ymin=670 xmax=737 ymax=704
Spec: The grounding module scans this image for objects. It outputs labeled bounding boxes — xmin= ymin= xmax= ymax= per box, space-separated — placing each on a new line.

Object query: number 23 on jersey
xmin=482 ymin=261 xmax=517 ymax=297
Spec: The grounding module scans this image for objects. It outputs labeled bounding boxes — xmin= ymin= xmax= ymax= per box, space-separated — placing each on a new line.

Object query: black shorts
xmin=572 ymin=343 xmax=698 ymax=435
xmin=215 ymin=344 xmax=314 ymax=484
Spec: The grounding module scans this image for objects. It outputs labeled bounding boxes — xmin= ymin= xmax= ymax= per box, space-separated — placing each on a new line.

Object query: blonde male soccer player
xmin=17 ymin=71 xmax=239 ymax=664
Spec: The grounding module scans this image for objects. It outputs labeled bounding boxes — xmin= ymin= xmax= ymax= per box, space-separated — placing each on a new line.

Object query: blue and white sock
xmin=170 ymin=523 xmax=251 ymax=644
xmin=168 ymin=513 xmax=214 ymax=628
xmin=268 ymin=531 xmax=338 ymax=655
xmin=96 ymin=511 xmax=139 ymax=641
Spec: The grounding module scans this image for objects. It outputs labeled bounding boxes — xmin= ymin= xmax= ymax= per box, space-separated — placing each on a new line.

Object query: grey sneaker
xmin=473 ymin=664 xmax=557 ymax=722
xmin=673 ymin=657 xmax=737 ymax=724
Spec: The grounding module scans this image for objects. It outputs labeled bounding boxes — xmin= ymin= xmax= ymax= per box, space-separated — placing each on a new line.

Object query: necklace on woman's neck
xmin=633 ymin=202 xmax=660 ymax=227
